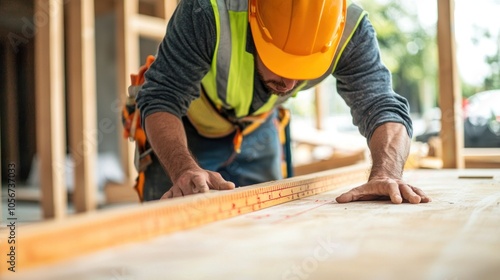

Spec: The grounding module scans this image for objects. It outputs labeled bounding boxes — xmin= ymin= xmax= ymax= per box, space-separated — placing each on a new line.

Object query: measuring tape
xmin=0 ymin=164 xmax=369 ymax=272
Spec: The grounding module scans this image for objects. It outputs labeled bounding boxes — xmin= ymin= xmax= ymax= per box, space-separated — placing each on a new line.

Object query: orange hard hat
xmin=249 ymin=0 xmax=346 ymax=80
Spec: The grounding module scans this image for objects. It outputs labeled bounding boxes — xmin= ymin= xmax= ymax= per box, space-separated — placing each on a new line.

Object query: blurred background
xmin=1 ymin=0 xmax=499 ymax=222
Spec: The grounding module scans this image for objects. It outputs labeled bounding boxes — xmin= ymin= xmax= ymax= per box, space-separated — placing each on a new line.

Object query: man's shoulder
xmin=195 ymin=0 xmax=213 ymax=9
xmin=176 ymin=0 xmax=214 ymax=15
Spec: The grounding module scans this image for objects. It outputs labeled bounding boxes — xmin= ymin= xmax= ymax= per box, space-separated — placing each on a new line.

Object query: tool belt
xmin=122 ymin=56 xmax=291 ymax=201
xmin=187 ymin=89 xmax=282 ymax=153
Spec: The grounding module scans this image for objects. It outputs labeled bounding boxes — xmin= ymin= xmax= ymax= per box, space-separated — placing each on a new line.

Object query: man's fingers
xmin=336 ymin=180 xmax=431 ymax=204
xmin=160 ymin=186 xmax=183 ymax=199
xmin=168 ymin=186 xmax=184 ymax=198
xmin=218 ymin=181 xmax=236 ymax=190
xmin=191 ymin=175 xmax=210 ymax=194
xmin=336 ymin=191 xmax=354 ymax=203
xmin=385 ymin=180 xmax=402 ymax=204
xmin=161 ymin=190 xmax=173 ymax=200
xmin=208 ymin=173 xmax=236 ymax=191
xmin=336 ymin=185 xmax=380 ymax=203
xmin=410 ymin=185 xmax=432 ymax=203
xmin=399 ymin=184 xmax=421 ymax=204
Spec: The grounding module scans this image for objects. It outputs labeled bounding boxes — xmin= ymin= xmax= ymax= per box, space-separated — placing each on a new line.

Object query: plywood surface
xmin=0 ymin=165 xmax=368 ymax=272
xmin=6 ymin=169 xmax=500 ymax=280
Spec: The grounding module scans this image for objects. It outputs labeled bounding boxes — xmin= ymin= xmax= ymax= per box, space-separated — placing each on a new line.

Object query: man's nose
xmin=281 ymin=78 xmax=297 ymax=91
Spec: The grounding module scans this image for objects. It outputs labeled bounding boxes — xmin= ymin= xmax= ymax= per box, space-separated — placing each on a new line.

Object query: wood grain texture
xmin=4 ymin=168 xmax=500 ymax=280
xmin=0 ymin=164 xmax=369 ymax=273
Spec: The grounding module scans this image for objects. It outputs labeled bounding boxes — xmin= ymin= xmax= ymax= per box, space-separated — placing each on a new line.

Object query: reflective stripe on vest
xmin=201 ymin=0 xmax=268 ymax=118
xmin=188 ymin=2 xmax=367 ymax=137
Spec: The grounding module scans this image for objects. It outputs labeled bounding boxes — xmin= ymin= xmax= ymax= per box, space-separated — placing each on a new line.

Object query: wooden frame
xmin=294 ymin=149 xmax=366 ymax=176
xmin=66 ymin=0 xmax=98 ymax=213
xmin=27 ymin=0 xmax=180 ymax=218
xmin=116 ymin=0 xmax=140 ymax=186
xmin=314 ymin=85 xmax=324 ymax=130
xmin=35 ymin=0 xmax=67 ymax=219
xmin=437 ymin=0 xmax=464 ymax=168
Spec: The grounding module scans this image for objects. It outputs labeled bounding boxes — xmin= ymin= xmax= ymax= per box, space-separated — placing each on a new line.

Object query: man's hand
xmin=161 ymin=168 xmax=235 ymax=199
xmin=336 ymin=177 xmax=431 ymax=204
xmin=336 ymin=122 xmax=432 ymax=204
xmin=145 ymin=112 xmax=235 ymax=199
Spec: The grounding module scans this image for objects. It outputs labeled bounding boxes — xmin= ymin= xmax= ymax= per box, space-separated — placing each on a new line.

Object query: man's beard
xmin=256 ymin=68 xmax=298 ymax=97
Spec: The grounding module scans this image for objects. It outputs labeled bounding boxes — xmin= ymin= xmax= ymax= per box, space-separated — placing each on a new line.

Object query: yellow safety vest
xmin=187 ymin=1 xmax=368 ymax=138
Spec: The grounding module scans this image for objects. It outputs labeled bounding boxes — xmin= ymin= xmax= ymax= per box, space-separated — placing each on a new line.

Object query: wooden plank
xmin=4 ymin=168 xmax=500 ymax=279
xmin=131 ymin=14 xmax=167 ymax=41
xmin=418 ymin=148 xmax=500 ymax=169
xmin=314 ymin=85 xmax=323 ymax=130
xmin=0 ymin=164 xmax=369 ymax=271
xmin=155 ymin=0 xmax=177 ymax=21
xmin=94 ymin=0 xmax=114 ymax=15
xmin=35 ymin=0 xmax=67 ymax=219
xmin=464 ymin=147 xmax=500 ymax=168
xmin=463 ymin=148 xmax=500 ymax=163
xmin=116 ymin=0 xmax=140 ymax=185
xmin=103 ymin=181 xmax=140 ymax=204
xmin=437 ymin=0 xmax=464 ymax=168
xmin=293 ymin=150 xmax=366 ymax=176
xmin=66 ymin=0 xmax=97 ymax=213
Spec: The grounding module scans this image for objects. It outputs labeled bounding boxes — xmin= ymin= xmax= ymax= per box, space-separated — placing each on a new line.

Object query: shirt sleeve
xmin=333 ymin=15 xmax=413 ymax=142
xmin=136 ymin=0 xmax=216 ymax=128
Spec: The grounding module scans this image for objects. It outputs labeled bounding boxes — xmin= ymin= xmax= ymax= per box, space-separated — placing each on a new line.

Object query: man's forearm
xmin=145 ymin=112 xmax=199 ymax=182
xmin=368 ymin=122 xmax=410 ymax=180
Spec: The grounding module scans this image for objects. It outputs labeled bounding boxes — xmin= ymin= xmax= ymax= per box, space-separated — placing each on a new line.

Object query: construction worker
xmin=135 ymin=0 xmax=431 ymax=204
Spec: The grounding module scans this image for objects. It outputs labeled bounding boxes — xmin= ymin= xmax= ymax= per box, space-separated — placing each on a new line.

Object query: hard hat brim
xmin=249 ymin=14 xmax=344 ymax=80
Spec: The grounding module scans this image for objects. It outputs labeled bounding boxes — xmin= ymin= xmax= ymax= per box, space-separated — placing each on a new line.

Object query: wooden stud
xmin=35 ymin=0 xmax=67 ymax=219
xmin=24 ymin=37 xmax=37 ymax=184
xmin=131 ymin=14 xmax=168 ymax=41
xmin=116 ymin=0 xmax=140 ymax=184
xmin=4 ymin=41 xmax=20 ymax=171
xmin=155 ymin=0 xmax=177 ymax=22
xmin=463 ymin=148 xmax=500 ymax=168
xmin=66 ymin=0 xmax=97 ymax=212
xmin=314 ymin=85 xmax=324 ymax=131
xmin=94 ymin=0 xmax=115 ymax=15
xmin=437 ymin=0 xmax=464 ymax=168
xmin=294 ymin=150 xmax=366 ymax=176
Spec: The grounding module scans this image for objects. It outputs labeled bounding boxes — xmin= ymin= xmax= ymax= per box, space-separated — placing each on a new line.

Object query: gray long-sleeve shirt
xmin=137 ymin=0 xmax=413 ymax=141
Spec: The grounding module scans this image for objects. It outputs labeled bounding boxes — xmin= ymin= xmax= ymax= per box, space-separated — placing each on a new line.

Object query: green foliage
xmin=461 ymin=82 xmax=482 ymax=99
xmin=483 ymin=34 xmax=500 ymax=90
xmin=469 ymin=26 xmax=500 ymax=96
xmin=289 ymin=1 xmax=498 ymax=118
xmin=355 ymin=0 xmax=438 ymax=113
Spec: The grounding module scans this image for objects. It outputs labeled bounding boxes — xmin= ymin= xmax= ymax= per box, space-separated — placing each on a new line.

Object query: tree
xmin=356 ymin=0 xmax=438 ymax=114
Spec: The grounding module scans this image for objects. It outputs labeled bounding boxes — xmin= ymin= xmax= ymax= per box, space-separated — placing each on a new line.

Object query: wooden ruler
xmin=0 ymin=164 xmax=369 ymax=272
